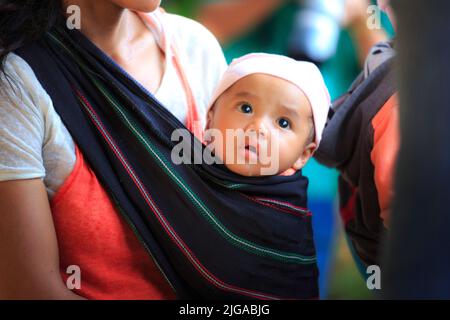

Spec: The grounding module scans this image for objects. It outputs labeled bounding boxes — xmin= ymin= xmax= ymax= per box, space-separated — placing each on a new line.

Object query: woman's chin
xmin=115 ymin=0 xmax=161 ymax=12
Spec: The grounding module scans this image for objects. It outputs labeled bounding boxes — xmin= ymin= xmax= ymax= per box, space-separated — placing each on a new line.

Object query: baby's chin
xmin=224 ymin=163 xmax=284 ymax=177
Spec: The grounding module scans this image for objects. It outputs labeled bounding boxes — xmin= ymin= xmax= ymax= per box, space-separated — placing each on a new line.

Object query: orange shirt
xmin=51 ymin=145 xmax=176 ymax=299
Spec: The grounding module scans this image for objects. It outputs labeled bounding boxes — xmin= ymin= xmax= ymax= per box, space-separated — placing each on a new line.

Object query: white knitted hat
xmin=208 ymin=53 xmax=331 ymax=147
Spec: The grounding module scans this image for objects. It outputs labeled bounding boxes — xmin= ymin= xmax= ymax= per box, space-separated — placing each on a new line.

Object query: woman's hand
xmin=0 ymin=179 xmax=84 ymax=300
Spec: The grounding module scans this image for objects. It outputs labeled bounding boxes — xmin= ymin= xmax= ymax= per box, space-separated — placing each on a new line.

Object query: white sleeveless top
xmin=0 ymin=11 xmax=227 ymax=198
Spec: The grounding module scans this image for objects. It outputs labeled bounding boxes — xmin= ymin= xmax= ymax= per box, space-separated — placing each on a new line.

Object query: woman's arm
xmin=343 ymin=0 xmax=388 ymax=66
xmin=0 ymin=179 xmax=84 ymax=300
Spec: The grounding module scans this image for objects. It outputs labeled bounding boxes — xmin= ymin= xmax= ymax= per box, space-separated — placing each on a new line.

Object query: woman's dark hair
xmin=0 ymin=0 xmax=63 ymax=74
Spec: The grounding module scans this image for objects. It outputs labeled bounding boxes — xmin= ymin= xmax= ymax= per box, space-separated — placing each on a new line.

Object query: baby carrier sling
xmin=15 ymin=23 xmax=318 ymax=299
xmin=315 ymin=42 xmax=397 ymax=267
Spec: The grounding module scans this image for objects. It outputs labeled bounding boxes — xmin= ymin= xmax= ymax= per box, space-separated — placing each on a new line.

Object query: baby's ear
xmin=293 ymin=142 xmax=317 ymax=170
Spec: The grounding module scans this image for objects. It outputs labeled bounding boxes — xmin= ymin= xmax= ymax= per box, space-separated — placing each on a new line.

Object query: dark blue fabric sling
xmin=15 ymin=26 xmax=318 ymax=299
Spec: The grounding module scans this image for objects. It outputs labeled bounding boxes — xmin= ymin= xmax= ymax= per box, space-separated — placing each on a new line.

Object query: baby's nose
xmin=247 ymin=119 xmax=269 ymax=137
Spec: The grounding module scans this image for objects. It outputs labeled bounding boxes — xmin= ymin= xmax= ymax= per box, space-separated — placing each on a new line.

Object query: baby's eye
xmin=239 ymin=103 xmax=253 ymax=114
xmin=278 ymin=118 xmax=291 ymax=129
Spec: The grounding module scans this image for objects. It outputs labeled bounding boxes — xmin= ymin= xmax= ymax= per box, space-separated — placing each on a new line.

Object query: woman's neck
xmin=63 ymin=0 xmax=142 ymax=58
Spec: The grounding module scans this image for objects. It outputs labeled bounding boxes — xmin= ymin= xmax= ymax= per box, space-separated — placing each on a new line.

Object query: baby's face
xmin=206 ymin=74 xmax=316 ymax=176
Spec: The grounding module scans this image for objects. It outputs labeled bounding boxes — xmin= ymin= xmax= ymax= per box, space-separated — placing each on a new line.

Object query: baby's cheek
xmin=277 ymin=139 xmax=302 ymax=168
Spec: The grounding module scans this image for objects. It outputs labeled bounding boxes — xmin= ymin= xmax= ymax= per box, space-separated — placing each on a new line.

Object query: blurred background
xmin=162 ymin=0 xmax=394 ymax=299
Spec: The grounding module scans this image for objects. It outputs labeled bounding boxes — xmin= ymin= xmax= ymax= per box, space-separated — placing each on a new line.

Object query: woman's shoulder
xmin=162 ymin=12 xmax=228 ymax=115
xmin=0 ymin=53 xmax=76 ymax=194
xmin=2 ymin=53 xmax=39 ymax=87
xmin=166 ymin=13 xmax=219 ymax=46
xmin=0 ymin=53 xmax=49 ymax=182
xmin=165 ymin=12 xmax=226 ymax=65
xmin=1 ymin=53 xmax=52 ymax=114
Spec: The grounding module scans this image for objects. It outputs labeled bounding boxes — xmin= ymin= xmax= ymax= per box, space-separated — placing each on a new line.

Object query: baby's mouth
xmin=245 ymin=144 xmax=258 ymax=155
xmin=242 ymin=143 xmax=261 ymax=163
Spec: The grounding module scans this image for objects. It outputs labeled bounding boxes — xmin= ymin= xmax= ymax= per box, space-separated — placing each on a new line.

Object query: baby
xmin=204 ymin=53 xmax=330 ymax=176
